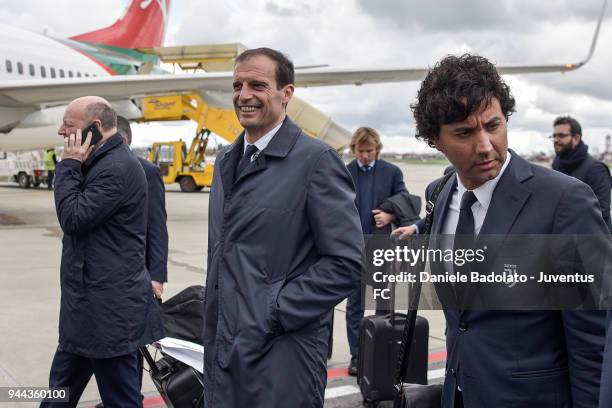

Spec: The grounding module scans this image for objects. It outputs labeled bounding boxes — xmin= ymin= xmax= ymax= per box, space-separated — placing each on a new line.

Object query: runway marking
xmin=81 ymin=355 xmax=448 ymax=406
xmin=82 ymin=367 xmax=448 ymax=407
xmin=0 ymin=364 xmax=19 ymax=386
xmin=428 ymin=368 xmax=446 ymax=381
xmin=428 ymin=350 xmax=447 ymax=362
xmin=325 ymin=385 xmax=360 ymax=400
xmin=328 ymin=367 xmax=349 ymax=379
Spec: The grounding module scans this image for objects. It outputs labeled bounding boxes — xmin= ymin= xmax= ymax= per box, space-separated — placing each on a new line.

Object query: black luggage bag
xmin=160 ymin=285 xmax=206 ymax=345
xmin=140 ymin=347 xmax=204 ymax=408
xmin=140 ymin=285 xmax=207 ymax=407
xmin=357 ymin=312 xmax=429 ymax=406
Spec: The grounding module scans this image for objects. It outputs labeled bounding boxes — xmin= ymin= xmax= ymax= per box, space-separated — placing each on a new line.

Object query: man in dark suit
xmin=43 ymin=96 xmax=152 ymax=407
xmin=116 ymin=115 xmax=169 ymax=299
xmin=203 ymin=48 xmax=363 ymax=408
xmin=345 ymin=126 xmax=407 ymax=375
xmin=394 ymin=54 xmax=608 ymax=407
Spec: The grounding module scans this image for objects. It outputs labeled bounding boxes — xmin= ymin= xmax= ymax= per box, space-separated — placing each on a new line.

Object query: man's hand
xmin=152 ymin=281 xmax=164 ymax=299
xmin=372 ymin=209 xmax=395 ymax=229
xmin=62 ymin=129 xmax=94 ymax=162
xmin=391 ymin=225 xmax=418 ymax=239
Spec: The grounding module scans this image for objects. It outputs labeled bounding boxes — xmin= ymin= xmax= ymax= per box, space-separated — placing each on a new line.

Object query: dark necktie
xmin=454 ymin=191 xmax=478 ymax=305
xmin=455 ymin=191 xmax=478 ymax=236
xmin=235 ymin=144 xmax=259 ymax=180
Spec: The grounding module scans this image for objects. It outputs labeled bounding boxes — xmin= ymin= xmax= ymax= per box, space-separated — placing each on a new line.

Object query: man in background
xmin=44 ymin=148 xmax=57 ymax=189
xmin=551 ymin=115 xmax=611 ymax=231
xmin=345 ymin=126 xmax=409 ymax=375
xmin=116 ymin=115 xmax=168 ymax=299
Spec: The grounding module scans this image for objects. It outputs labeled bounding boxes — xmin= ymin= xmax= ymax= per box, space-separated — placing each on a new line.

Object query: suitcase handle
xmin=139 ymin=346 xmax=160 ymax=376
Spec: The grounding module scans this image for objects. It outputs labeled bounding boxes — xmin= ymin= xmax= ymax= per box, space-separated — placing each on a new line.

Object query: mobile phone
xmin=81 ymin=123 xmax=103 ymax=146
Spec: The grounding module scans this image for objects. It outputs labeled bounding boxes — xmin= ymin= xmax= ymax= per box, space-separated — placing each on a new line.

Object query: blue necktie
xmin=236 ymin=144 xmax=259 ymax=180
xmin=455 ymin=191 xmax=477 ymax=236
xmin=454 ymin=191 xmax=478 ymax=304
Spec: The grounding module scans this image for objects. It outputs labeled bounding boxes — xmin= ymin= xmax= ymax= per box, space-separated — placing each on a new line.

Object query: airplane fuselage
xmin=0 ymin=24 xmax=146 ymax=151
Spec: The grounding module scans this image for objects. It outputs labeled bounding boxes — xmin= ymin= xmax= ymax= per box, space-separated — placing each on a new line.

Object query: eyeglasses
xmin=549 ymin=132 xmax=573 ymax=140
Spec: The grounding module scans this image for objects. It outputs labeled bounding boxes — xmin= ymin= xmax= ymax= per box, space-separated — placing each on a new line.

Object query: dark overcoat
xmin=137 ymin=156 xmax=167 ymax=345
xmin=54 ymin=134 xmax=152 ymax=358
xmin=204 ymin=118 xmax=363 ymax=408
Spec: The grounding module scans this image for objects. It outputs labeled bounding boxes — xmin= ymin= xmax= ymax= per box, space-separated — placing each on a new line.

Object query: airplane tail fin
xmin=70 ymin=0 xmax=170 ymax=49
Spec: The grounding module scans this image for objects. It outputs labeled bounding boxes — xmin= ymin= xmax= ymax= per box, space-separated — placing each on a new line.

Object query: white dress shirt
xmin=243 ymin=121 xmax=283 ymax=159
xmin=357 ymin=160 xmax=376 ymax=171
xmin=441 ymin=151 xmax=512 ymax=236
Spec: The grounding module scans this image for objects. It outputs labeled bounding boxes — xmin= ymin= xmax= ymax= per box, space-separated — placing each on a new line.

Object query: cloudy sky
xmin=2 ymin=0 xmax=611 ymax=155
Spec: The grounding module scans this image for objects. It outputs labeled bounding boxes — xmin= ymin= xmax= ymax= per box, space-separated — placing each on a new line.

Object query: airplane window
xmin=29 ymin=64 xmax=35 ymax=76
xmin=59 ymin=69 xmax=65 ymax=78
xmin=68 ymin=70 xmax=73 ymax=78
xmin=76 ymin=72 xmax=81 ymax=77
xmin=5 ymin=60 xmax=12 ymax=73
xmin=17 ymin=62 xmax=23 ymax=74
xmin=85 ymin=73 xmax=89 ymax=77
xmin=40 ymin=66 xmax=46 ymax=78
xmin=50 ymin=67 xmax=56 ymax=78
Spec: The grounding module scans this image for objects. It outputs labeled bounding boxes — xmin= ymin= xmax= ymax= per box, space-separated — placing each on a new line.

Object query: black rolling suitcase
xmin=140 ymin=347 xmax=204 ymax=408
xmin=357 ymin=312 xmax=429 ymax=406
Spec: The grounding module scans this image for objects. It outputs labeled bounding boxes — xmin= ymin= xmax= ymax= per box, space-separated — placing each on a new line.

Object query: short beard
xmin=556 ymin=143 xmax=573 ymax=156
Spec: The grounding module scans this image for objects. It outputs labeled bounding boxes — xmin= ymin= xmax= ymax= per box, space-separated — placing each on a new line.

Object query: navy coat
xmin=54 ymin=134 xmax=152 ymax=358
xmin=136 ymin=156 xmax=167 ymax=345
xmin=137 ymin=156 xmax=168 ymax=283
xmin=425 ymin=151 xmax=608 ymax=408
xmin=601 ymin=313 xmax=612 ymax=407
xmin=204 ymin=118 xmax=363 ymax=408
xmin=347 ymin=158 xmax=406 ymax=234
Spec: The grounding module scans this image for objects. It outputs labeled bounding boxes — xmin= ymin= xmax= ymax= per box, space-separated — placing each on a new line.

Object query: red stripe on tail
xmin=70 ymin=0 xmax=170 ymax=49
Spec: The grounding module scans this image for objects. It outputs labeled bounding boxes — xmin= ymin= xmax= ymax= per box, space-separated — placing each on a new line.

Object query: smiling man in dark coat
xmin=203 ymin=48 xmax=363 ymax=408
xmin=42 ymin=96 xmax=152 ymax=408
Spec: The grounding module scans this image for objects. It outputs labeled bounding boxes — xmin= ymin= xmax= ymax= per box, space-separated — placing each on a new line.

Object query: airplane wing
xmin=0 ymin=60 xmax=595 ymax=109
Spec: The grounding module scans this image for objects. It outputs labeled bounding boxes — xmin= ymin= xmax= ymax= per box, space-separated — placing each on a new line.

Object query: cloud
xmin=1 ymin=0 xmax=610 ymax=154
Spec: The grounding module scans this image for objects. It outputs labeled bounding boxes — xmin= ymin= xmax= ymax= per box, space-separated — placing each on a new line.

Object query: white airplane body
xmin=0 ymin=0 xmax=606 ymax=152
xmin=0 ymin=25 xmax=116 ymax=150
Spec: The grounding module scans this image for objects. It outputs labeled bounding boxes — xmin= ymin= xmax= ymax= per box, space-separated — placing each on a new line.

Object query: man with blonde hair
xmin=345 ymin=126 xmax=409 ymax=375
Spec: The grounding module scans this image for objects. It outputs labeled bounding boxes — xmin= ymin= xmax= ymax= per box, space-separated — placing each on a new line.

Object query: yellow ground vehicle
xmin=149 ymin=130 xmax=215 ymax=192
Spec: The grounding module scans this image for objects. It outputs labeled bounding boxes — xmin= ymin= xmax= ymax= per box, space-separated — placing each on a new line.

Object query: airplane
xmin=0 ymin=0 xmax=607 ymax=152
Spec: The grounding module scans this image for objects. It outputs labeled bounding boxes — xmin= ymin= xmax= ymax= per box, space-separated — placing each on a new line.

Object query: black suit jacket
xmin=138 ymin=156 xmax=168 ymax=283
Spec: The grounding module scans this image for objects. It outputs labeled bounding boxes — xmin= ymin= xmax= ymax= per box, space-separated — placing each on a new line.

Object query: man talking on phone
xmin=42 ymin=96 xmax=152 ymax=407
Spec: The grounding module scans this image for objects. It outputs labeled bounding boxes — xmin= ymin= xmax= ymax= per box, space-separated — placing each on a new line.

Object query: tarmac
xmin=0 ymin=162 xmax=448 ymax=407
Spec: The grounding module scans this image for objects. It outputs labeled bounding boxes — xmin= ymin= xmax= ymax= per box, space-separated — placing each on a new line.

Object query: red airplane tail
xmin=70 ymin=0 xmax=170 ymax=49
